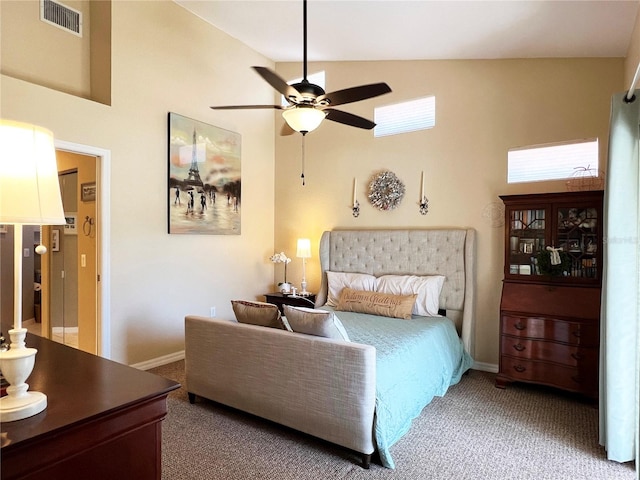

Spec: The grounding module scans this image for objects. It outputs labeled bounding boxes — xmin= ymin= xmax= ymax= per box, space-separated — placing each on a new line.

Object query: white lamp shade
xmin=297 ymin=238 xmax=311 ymax=258
xmin=282 ymin=107 xmax=326 ymax=134
xmin=0 ymin=120 xmax=66 ymax=225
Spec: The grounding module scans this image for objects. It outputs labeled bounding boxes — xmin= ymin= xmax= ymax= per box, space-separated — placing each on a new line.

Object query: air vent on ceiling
xmin=40 ymin=0 xmax=82 ymax=37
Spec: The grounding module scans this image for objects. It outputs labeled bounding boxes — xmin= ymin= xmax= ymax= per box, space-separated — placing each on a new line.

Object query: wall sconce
xmin=419 ymin=171 xmax=429 ymax=215
xmin=352 ymin=178 xmax=360 ymax=217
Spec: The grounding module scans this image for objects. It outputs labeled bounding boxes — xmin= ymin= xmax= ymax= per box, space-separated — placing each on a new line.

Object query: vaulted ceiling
xmin=175 ymin=1 xmax=639 ymax=62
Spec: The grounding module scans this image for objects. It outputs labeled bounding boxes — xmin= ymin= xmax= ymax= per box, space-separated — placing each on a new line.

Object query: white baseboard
xmin=472 ymin=361 xmax=499 ymax=373
xmin=131 ymin=350 xmax=185 ymax=371
xmin=130 ymin=350 xmax=497 ymax=374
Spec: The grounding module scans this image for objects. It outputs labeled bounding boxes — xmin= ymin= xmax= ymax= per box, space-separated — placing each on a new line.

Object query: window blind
xmin=507 ymin=139 xmax=599 ymax=184
xmin=374 ymin=96 xmax=435 ymax=137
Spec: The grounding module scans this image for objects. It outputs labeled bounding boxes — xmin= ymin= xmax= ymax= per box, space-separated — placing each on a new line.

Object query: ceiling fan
xmin=210 ymin=0 xmax=392 ymax=135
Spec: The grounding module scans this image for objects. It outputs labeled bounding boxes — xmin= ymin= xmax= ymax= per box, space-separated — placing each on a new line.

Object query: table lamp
xmin=0 ymin=119 xmax=66 ymax=421
xmin=296 ymin=238 xmax=311 ymax=295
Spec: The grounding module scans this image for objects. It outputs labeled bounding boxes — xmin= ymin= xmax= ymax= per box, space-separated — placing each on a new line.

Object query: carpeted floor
xmin=150 ymin=361 xmax=635 ymax=480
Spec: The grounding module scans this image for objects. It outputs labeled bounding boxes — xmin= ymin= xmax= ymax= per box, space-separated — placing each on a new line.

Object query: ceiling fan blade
xmin=324 ymin=109 xmax=376 ymax=130
xmin=317 ymin=83 xmax=391 ymax=107
xmin=253 ymin=66 xmax=301 ymax=101
xmin=210 ymin=105 xmax=284 ymax=110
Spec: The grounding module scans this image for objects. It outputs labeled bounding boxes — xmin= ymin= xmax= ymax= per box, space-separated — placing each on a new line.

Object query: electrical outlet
xmin=210 ymin=307 xmax=216 ymax=317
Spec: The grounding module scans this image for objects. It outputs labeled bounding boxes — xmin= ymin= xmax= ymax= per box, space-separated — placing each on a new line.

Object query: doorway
xmin=40 ymin=151 xmax=98 ymax=354
xmin=53 ymin=140 xmax=111 ymax=358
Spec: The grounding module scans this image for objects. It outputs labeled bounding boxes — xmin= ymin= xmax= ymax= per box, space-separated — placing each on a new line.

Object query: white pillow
xmin=325 ymin=271 xmax=377 ymax=307
xmin=376 ymin=274 xmax=445 ymax=317
xmin=283 ymin=305 xmax=350 ymax=341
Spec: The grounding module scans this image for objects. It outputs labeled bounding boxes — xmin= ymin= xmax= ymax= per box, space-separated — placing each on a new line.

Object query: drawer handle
xmin=513 ymin=343 xmax=526 ymax=352
xmin=514 ymin=322 xmax=526 ymax=331
xmin=571 ymin=353 xmax=582 ymax=360
xmin=513 ymin=365 xmax=526 ymax=373
xmin=572 ymin=330 xmax=582 ymax=338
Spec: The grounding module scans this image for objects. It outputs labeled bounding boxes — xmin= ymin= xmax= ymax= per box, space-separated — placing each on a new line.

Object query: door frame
xmin=54 ymin=140 xmax=111 ymax=358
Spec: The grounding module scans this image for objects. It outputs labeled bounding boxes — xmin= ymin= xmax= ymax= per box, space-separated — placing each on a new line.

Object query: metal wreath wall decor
xmin=367 ymin=170 xmax=405 ymax=211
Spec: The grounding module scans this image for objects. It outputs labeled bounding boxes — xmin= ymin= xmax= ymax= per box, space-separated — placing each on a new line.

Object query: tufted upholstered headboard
xmin=315 ymin=229 xmax=476 ymax=356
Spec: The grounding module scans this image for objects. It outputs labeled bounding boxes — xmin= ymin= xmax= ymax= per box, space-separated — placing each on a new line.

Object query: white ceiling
xmin=175 ymin=0 xmax=639 ymax=62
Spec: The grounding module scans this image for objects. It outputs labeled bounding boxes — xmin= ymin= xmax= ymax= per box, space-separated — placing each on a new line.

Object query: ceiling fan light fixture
xmin=282 ymin=107 xmax=326 ymax=134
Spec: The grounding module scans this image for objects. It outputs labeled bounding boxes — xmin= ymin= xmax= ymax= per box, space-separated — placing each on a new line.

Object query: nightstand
xmin=264 ymin=292 xmax=316 ymax=314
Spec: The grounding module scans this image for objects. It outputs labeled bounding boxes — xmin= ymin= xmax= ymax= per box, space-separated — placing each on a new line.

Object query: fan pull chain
xmin=300 ymin=134 xmax=306 ymax=186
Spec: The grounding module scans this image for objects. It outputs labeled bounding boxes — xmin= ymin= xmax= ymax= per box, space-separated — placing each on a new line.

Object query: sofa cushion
xmin=336 ymin=288 xmax=417 ymax=320
xmin=231 ymin=300 xmax=291 ymax=331
xmin=326 ymin=271 xmax=377 ymax=307
xmin=376 ymin=274 xmax=445 ymax=317
xmin=283 ymin=305 xmax=350 ymax=341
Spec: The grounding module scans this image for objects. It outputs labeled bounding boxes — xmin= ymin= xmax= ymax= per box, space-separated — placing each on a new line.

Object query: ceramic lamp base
xmin=0 ymin=329 xmax=47 ymax=422
xmin=0 ymin=390 xmax=47 ymax=422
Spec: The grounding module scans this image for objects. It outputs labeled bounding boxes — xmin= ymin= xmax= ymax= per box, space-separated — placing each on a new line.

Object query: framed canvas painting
xmin=168 ymin=112 xmax=241 ymax=234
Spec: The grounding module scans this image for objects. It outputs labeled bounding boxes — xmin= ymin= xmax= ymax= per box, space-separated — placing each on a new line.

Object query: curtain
xmin=599 ymin=90 xmax=640 ymax=470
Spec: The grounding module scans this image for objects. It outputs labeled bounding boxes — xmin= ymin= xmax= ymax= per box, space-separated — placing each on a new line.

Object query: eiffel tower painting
xmin=185 ymin=128 xmax=204 ymax=187
xmin=168 ymin=112 xmax=241 ymax=235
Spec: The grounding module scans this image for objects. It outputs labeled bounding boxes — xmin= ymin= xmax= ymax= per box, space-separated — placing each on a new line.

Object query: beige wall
xmin=274 ymin=58 xmax=623 ymax=366
xmin=1 ymin=0 xmax=93 ymax=99
xmin=1 ymin=0 xmax=276 ymax=364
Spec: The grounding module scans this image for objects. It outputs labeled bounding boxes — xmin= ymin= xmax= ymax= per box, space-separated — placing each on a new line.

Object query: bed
xmin=185 ymin=228 xmax=476 ymax=468
xmin=314 ymin=228 xmax=476 ymax=467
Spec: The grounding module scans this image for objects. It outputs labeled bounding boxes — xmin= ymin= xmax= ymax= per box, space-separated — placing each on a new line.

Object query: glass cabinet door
xmin=506 ymin=207 xmax=547 ymax=277
xmin=554 ymin=203 xmax=599 ymax=279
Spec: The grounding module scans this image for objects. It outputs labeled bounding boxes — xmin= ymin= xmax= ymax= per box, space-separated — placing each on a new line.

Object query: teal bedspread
xmin=322 ymin=308 xmax=473 ymax=469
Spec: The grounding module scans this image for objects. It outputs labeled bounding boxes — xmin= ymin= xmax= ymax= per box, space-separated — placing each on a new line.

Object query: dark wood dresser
xmin=1 ymin=335 xmax=180 ymax=480
xmin=496 ymin=191 xmax=603 ymax=399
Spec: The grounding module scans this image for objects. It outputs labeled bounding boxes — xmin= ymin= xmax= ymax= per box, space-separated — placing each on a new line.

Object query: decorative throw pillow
xmin=231 ymin=300 xmax=291 ymax=331
xmin=283 ymin=305 xmax=350 ymax=341
xmin=325 ymin=271 xmax=377 ymax=307
xmin=335 ymin=288 xmax=417 ymax=320
xmin=376 ymin=274 xmax=445 ymax=317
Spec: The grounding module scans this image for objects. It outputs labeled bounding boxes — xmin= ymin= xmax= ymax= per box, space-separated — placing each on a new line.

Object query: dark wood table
xmin=1 ymin=335 xmax=180 ymax=480
xmin=264 ymin=292 xmax=316 ymax=314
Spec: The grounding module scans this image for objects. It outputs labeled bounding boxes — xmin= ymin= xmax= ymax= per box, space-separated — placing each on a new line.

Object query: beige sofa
xmin=184 ymin=314 xmax=377 ymax=467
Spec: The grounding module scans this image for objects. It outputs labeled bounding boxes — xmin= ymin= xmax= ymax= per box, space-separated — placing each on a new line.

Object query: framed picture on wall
xmin=51 ymin=229 xmax=60 ymax=252
xmin=168 ymin=112 xmax=242 ymax=235
xmin=81 ymin=182 xmax=96 ymax=202
xmin=64 ymin=213 xmax=78 ymax=235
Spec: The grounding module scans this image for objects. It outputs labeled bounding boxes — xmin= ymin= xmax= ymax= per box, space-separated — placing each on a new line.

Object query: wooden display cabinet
xmin=496 ymin=190 xmax=603 ymax=399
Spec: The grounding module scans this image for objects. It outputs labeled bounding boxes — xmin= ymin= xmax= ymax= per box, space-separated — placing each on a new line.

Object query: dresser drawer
xmin=499 ymin=355 xmax=597 ymax=395
xmin=501 ymin=315 xmax=598 ymax=346
xmin=500 ymin=335 xmax=598 ymax=366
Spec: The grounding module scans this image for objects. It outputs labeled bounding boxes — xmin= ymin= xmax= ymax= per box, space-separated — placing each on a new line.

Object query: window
xmin=281 ymin=71 xmax=325 ymax=107
xmin=374 ymin=96 xmax=435 ymax=137
xmin=507 ymin=139 xmax=599 ymax=184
